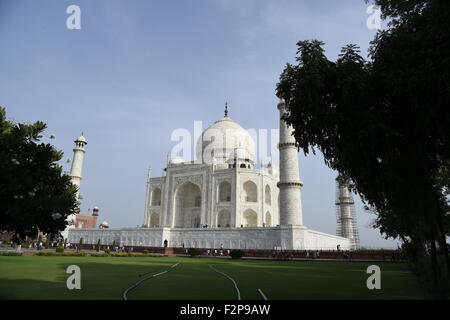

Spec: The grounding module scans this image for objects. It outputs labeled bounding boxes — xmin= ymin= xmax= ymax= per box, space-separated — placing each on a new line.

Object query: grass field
xmin=0 ymin=255 xmax=423 ymax=300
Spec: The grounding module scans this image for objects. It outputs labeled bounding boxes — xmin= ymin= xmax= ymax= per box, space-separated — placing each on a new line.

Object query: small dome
xmin=169 ymin=156 xmax=184 ymax=164
xmin=75 ymin=136 xmax=87 ymax=143
xmin=100 ymin=221 xmax=109 ymax=228
xmin=92 ymin=207 xmax=99 ymax=216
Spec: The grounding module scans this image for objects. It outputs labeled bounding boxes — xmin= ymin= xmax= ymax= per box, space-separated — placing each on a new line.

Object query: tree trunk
xmin=430 ymin=239 xmax=443 ymax=298
xmin=432 ymin=191 xmax=450 ymax=276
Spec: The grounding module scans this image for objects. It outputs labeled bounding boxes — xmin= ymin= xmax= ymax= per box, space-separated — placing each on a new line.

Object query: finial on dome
xmin=224 ymin=102 xmax=228 ymax=117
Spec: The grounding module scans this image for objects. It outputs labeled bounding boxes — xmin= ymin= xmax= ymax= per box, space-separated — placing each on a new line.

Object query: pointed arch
xmin=217 ymin=209 xmax=231 ymax=227
xmin=265 ymin=185 xmax=271 ymax=205
xmin=243 ymin=180 xmax=257 ymax=202
xmin=265 ymin=211 xmax=272 ymax=227
xmin=243 ymin=209 xmax=257 ymax=227
xmin=151 ymin=187 xmax=161 ymax=206
xmin=149 ymin=212 xmax=160 ymax=227
xmin=218 ymin=181 xmax=231 ymax=202
xmin=174 ymin=181 xmax=202 ymax=228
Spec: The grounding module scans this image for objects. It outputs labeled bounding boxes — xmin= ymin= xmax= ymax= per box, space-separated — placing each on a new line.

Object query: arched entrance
xmin=265 ymin=185 xmax=271 ymax=205
xmin=150 ymin=212 xmax=160 ymax=227
xmin=174 ymin=181 xmax=202 ymax=228
xmin=265 ymin=211 xmax=272 ymax=226
xmin=217 ymin=209 xmax=231 ymax=227
xmin=243 ymin=209 xmax=257 ymax=227
xmin=218 ymin=181 xmax=231 ymax=202
xmin=151 ymin=187 xmax=162 ymax=206
xmin=243 ymin=181 xmax=257 ymax=202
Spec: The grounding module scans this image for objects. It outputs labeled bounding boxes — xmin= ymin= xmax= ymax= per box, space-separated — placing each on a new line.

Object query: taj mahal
xmin=68 ymin=100 xmax=358 ymax=250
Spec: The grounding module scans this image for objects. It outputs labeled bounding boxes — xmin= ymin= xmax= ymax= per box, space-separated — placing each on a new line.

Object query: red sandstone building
xmin=75 ymin=214 xmax=98 ymax=229
xmin=74 ymin=207 xmax=99 ymax=229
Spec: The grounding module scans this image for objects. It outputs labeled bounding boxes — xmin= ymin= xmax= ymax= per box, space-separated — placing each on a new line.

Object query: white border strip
xmin=209 ymin=264 xmax=241 ymax=300
xmin=123 ymin=262 xmax=180 ymax=300
xmin=257 ymin=288 xmax=268 ymax=300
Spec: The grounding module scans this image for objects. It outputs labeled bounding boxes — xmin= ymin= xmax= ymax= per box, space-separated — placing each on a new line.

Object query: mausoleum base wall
xmin=68 ymin=226 xmax=352 ymax=250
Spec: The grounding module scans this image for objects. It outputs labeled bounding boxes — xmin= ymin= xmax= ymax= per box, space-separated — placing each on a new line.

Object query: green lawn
xmin=0 ymin=255 xmax=423 ymax=300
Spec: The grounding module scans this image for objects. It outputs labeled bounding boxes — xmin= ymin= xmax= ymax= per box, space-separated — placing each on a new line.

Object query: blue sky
xmin=0 ymin=0 xmax=397 ymax=248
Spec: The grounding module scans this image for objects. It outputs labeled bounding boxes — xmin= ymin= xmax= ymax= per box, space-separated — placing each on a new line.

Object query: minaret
xmin=62 ymin=135 xmax=87 ymax=239
xmin=335 ymin=176 xmax=360 ymax=249
xmin=277 ymin=100 xmax=303 ymax=226
xmin=143 ymin=167 xmax=152 ymax=227
xmin=69 ymin=135 xmax=87 ymax=199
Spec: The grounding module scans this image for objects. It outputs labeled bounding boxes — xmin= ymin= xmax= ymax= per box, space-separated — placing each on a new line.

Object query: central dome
xmin=196 ymin=116 xmax=255 ymax=164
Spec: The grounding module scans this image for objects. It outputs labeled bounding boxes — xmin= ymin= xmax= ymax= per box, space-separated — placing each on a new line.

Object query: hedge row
xmin=110 ymin=253 xmax=161 ymax=257
xmin=0 ymin=251 xmax=23 ymax=256
xmin=35 ymin=251 xmax=88 ymax=256
xmin=34 ymin=251 xmax=161 ymax=257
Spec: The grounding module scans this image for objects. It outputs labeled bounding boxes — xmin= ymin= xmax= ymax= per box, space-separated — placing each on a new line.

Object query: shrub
xmin=112 ymin=253 xmax=140 ymax=257
xmin=35 ymin=251 xmax=87 ymax=257
xmin=90 ymin=253 xmax=109 ymax=257
xmin=142 ymin=249 xmax=149 ymax=254
xmin=104 ymin=248 xmax=110 ymax=254
xmin=24 ymin=238 xmax=31 ymax=248
xmin=78 ymin=238 xmax=83 ymax=252
xmin=229 ymin=249 xmax=245 ymax=259
xmin=44 ymin=238 xmax=50 ymax=249
xmin=56 ymin=246 xmax=64 ymax=253
xmin=187 ymin=248 xmax=201 ymax=257
xmin=0 ymin=251 xmax=23 ymax=256
xmin=109 ymin=252 xmax=160 ymax=258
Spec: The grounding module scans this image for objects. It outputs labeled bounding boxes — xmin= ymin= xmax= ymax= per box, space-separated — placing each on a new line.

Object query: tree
xmin=78 ymin=237 xmax=83 ymax=252
xmin=276 ymin=0 xmax=449 ymax=297
xmin=0 ymin=107 xmax=78 ymax=243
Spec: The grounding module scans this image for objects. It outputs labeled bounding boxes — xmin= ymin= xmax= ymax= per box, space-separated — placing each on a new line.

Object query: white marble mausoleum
xmin=68 ymin=100 xmax=354 ymax=250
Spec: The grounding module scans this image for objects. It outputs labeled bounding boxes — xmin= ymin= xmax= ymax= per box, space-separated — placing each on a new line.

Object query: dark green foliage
xmin=35 ymin=251 xmax=87 ymax=256
xmin=24 ymin=237 xmax=31 ymax=248
xmin=44 ymin=237 xmax=50 ymax=249
xmin=104 ymin=248 xmax=111 ymax=254
xmin=96 ymin=239 xmax=101 ymax=252
xmin=0 ymin=107 xmax=78 ymax=243
xmin=277 ymin=0 xmax=450 ymax=297
xmin=142 ymin=249 xmax=149 ymax=254
xmin=90 ymin=253 xmax=109 ymax=257
xmin=0 ymin=251 xmax=22 ymax=256
xmin=110 ymin=253 xmax=160 ymax=257
xmin=55 ymin=246 xmax=64 ymax=253
xmin=78 ymin=238 xmax=83 ymax=252
xmin=229 ymin=249 xmax=245 ymax=259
